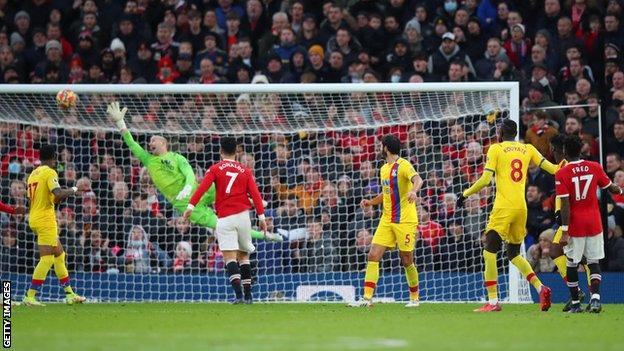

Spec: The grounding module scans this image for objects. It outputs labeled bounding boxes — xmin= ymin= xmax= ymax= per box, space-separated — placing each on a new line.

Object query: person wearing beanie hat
xmin=110 ymin=38 xmax=126 ymax=53
xmin=308 ymin=45 xmax=324 ymax=60
xmin=308 ymin=44 xmax=329 ymax=83
xmin=14 ymin=11 xmax=31 ymax=24
xmin=110 ymin=38 xmax=127 ymax=63
xmin=9 ymin=33 xmax=26 ymax=55
xmin=503 ymin=21 xmax=531 ymax=69
xmin=45 ymin=40 xmax=62 ymax=54
xmin=100 ymin=48 xmax=119 ymax=82
xmin=76 ymin=32 xmax=99 ymax=67
xmin=251 ymin=74 xmax=269 ymax=84
xmin=14 ymin=11 xmax=31 ymax=40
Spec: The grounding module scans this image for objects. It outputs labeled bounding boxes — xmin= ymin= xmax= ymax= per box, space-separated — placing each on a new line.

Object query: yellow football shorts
xmin=485 ymin=208 xmax=527 ymax=244
xmin=372 ymin=221 xmax=418 ymax=251
xmin=31 ymin=226 xmax=59 ymax=246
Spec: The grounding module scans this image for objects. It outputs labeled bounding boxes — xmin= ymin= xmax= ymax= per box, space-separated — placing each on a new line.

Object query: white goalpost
xmin=0 ymin=82 xmax=531 ymax=303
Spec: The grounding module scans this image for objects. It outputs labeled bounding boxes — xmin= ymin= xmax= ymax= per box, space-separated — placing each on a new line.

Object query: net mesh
xmin=0 ymin=84 xmax=530 ymax=302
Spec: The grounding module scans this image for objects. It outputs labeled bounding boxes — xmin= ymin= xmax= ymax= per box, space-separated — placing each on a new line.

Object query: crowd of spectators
xmin=1 ymin=0 xmax=624 ymax=276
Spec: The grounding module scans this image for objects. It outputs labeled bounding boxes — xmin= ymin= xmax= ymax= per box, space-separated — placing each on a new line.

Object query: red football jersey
xmin=555 ymin=160 xmax=611 ymax=237
xmin=189 ymin=159 xmax=265 ymax=218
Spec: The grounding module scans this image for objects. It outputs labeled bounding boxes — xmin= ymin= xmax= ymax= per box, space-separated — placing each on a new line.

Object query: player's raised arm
xmin=528 ymin=143 xmax=557 ymax=175
xmin=174 ymin=153 xmax=196 ymax=200
xmin=107 ymin=101 xmax=151 ymax=165
xmin=183 ymin=168 xmax=216 ymax=220
xmin=457 ymin=145 xmax=497 ymax=207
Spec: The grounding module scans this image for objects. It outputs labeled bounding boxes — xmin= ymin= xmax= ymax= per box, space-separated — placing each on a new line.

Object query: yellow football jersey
xmin=484 ymin=141 xmax=548 ymax=210
xmin=27 ymin=165 xmax=60 ymax=227
xmin=554 ymin=159 xmax=568 ymax=211
xmin=380 ymin=157 xmax=418 ymax=224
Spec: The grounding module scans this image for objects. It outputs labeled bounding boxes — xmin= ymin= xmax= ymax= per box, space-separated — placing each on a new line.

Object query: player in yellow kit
xmin=22 ymin=145 xmax=88 ymax=306
xmin=548 ymin=134 xmax=591 ymax=311
xmin=456 ymin=120 xmax=556 ymax=312
xmin=349 ymin=135 xmax=423 ymax=308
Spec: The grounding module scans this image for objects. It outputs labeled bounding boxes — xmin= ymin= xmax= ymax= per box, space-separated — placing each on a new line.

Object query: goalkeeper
xmin=107 ymin=102 xmax=281 ymax=242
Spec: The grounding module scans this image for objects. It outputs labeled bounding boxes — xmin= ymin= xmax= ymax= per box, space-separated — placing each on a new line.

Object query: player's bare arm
xmin=361 ymin=193 xmax=383 ymax=208
xmin=407 ymin=174 xmax=423 ymax=203
xmin=51 ymin=179 xmax=89 ymax=203
xmin=606 ymin=183 xmax=624 ymax=195
xmin=559 ymin=196 xmax=571 ymax=246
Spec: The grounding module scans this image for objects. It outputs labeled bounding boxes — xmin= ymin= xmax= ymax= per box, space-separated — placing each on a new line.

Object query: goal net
xmin=0 ymin=82 xmax=531 ymax=303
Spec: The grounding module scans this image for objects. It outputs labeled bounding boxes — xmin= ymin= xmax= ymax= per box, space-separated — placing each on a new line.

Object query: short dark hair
xmin=550 ymin=134 xmax=566 ymax=152
xmin=499 ymin=119 xmax=517 ymax=140
xmin=220 ymin=136 xmax=237 ymax=155
xmin=39 ymin=144 xmax=57 ymax=161
xmin=564 ymin=134 xmax=583 ymax=159
xmin=382 ymin=134 xmax=401 ymax=155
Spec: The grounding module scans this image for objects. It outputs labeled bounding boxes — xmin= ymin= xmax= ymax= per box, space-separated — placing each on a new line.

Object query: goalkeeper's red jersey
xmin=190 ymin=159 xmax=265 ymax=218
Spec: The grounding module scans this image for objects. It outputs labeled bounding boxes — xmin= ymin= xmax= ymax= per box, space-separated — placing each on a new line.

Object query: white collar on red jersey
xmin=568 ymin=160 xmax=584 ymax=164
xmin=222 ymin=158 xmax=236 ymax=162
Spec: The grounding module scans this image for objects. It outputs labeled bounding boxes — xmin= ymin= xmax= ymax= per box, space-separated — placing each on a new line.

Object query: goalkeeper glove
xmin=176 ymin=184 xmax=193 ymax=201
xmin=554 ymin=210 xmax=561 ymax=226
xmin=456 ymin=193 xmax=466 ymax=208
xmin=107 ymin=101 xmax=128 ymax=130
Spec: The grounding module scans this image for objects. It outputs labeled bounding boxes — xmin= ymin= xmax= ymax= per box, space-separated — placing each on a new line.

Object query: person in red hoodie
xmin=156 ymin=56 xmax=180 ymax=84
xmin=1 ymin=128 xmax=40 ymax=175
xmin=418 ymin=207 xmax=445 ymax=252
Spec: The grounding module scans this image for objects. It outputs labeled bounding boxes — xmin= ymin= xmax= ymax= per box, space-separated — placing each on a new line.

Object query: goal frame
xmin=1 ymin=82 xmax=529 ymax=303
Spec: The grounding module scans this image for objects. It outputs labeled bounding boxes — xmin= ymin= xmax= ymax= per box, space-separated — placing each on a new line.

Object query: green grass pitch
xmin=10 ymin=303 xmax=624 ymax=351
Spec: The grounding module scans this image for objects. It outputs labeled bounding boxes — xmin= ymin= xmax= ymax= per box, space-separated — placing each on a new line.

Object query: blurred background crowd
xmin=1 ymin=0 xmax=624 ymax=276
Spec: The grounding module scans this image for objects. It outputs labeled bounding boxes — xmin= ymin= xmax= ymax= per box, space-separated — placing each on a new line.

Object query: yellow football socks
xmin=582 ymin=263 xmax=591 ymax=288
xmin=404 ymin=264 xmax=419 ymax=301
xmin=28 ymin=255 xmax=54 ymax=297
xmin=553 ymin=255 xmax=567 ymax=280
xmin=511 ymin=256 xmax=543 ymax=291
xmin=483 ymin=250 xmax=498 ymax=302
xmin=363 ymin=261 xmax=380 ymax=300
xmin=54 ymin=252 xmax=74 ymax=294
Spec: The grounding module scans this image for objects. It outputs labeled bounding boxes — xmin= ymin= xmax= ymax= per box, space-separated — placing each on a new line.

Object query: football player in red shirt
xmin=556 ymin=135 xmax=623 ymax=313
xmin=183 ymin=137 xmax=266 ymax=304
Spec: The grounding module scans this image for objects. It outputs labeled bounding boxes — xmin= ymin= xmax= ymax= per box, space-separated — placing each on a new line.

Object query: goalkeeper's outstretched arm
xmin=107 ymin=102 xmax=151 ymax=165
